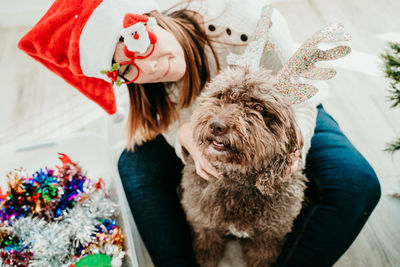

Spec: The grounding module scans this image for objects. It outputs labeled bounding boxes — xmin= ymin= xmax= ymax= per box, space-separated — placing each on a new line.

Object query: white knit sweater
xmin=162 ymin=0 xmax=327 ymax=165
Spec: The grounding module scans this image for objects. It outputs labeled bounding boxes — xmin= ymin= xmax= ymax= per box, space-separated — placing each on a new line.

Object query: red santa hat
xmin=18 ymin=0 xmax=159 ymax=115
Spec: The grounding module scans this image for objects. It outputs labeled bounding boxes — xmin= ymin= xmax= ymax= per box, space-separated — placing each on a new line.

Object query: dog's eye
xmin=216 ymin=93 xmax=225 ymax=100
xmin=252 ymin=104 xmax=264 ymax=112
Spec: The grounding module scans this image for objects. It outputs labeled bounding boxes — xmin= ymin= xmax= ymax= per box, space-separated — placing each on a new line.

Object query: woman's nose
xmin=135 ymin=58 xmax=157 ymax=74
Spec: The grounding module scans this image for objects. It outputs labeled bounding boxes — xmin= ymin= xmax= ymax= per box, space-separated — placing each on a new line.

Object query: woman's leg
xmin=118 ymin=135 xmax=197 ymax=267
xmin=274 ymin=105 xmax=381 ymax=267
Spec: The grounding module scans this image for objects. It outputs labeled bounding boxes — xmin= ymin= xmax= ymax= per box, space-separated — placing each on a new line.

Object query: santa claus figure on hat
xmin=121 ymin=13 xmax=157 ymax=55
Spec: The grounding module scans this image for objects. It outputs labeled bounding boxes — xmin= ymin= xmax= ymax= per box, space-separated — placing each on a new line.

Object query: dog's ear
xmin=255 ymin=119 xmax=299 ymax=196
xmin=255 ymin=154 xmax=292 ymax=196
xmin=289 ymin=123 xmax=302 ymax=154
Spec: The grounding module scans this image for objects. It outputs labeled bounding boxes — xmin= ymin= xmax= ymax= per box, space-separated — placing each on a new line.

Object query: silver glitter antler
xmin=227 ymin=5 xmax=273 ymax=70
xmin=275 ymin=23 xmax=351 ymax=104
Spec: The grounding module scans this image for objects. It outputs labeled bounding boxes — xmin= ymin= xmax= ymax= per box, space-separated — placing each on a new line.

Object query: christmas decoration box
xmin=0 ymin=133 xmax=152 ymax=266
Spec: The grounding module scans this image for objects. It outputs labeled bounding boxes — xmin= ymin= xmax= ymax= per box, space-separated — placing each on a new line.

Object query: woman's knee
xmin=118 ymin=148 xmax=155 ymax=185
xmin=316 ymin=163 xmax=381 ymax=222
xmin=118 ymin=135 xmax=183 ymax=173
xmin=306 ymin=145 xmax=381 ymax=221
xmin=350 ymin=166 xmax=381 ymax=212
xmin=117 ymin=135 xmax=184 ymax=187
xmin=308 ymin=106 xmax=381 ymax=216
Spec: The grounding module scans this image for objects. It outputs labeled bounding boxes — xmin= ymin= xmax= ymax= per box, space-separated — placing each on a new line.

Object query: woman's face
xmin=113 ymin=24 xmax=186 ymax=84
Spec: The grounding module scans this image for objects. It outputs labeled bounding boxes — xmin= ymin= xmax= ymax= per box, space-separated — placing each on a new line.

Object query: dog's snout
xmin=209 ymin=120 xmax=228 ymax=135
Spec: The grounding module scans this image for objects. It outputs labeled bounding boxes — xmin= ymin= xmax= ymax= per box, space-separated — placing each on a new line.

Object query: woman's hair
xmin=124 ymin=8 xmax=220 ymax=150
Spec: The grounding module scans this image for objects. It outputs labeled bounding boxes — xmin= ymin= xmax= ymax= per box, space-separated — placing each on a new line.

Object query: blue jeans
xmin=118 ymin=105 xmax=381 ymax=267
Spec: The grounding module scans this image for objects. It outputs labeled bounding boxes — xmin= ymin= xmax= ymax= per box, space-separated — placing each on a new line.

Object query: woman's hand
xmin=178 ymin=122 xmax=221 ymax=181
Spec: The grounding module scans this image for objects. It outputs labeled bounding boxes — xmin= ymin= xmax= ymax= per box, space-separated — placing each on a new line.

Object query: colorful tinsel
xmin=0 ymin=153 xmax=125 ymax=267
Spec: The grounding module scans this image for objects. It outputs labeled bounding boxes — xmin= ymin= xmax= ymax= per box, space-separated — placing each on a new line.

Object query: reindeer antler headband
xmin=227 ymin=5 xmax=352 ymax=104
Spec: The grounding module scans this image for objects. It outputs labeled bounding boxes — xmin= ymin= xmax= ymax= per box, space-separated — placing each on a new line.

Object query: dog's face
xmin=191 ymin=66 xmax=299 ymax=183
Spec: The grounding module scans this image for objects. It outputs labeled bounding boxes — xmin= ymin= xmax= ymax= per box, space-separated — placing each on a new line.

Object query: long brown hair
xmin=124 ymin=8 xmax=220 ymax=149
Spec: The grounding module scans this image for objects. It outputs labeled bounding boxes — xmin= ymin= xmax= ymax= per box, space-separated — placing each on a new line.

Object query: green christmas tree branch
xmin=381 ymin=42 xmax=400 ymax=152
xmin=385 ymin=138 xmax=400 ymax=154
xmin=382 ymin=43 xmax=400 ymax=107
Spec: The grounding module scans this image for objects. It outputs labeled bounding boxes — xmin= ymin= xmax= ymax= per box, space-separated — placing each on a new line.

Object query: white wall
xmin=0 ymin=0 xmax=55 ymax=27
xmin=0 ymin=0 xmax=184 ymax=27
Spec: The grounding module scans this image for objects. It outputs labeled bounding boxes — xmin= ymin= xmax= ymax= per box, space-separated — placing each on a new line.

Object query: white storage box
xmin=0 ymin=132 xmax=152 ymax=267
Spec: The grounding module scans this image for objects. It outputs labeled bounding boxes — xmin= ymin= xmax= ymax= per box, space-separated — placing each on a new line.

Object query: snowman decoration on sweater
xmin=121 ymin=13 xmax=157 ymax=55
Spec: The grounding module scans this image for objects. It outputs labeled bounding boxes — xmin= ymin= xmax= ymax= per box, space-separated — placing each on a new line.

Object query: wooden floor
xmin=0 ymin=0 xmax=399 ymax=266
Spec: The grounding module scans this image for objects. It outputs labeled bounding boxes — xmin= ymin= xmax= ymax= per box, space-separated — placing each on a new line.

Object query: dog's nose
xmin=209 ymin=120 xmax=228 ymax=135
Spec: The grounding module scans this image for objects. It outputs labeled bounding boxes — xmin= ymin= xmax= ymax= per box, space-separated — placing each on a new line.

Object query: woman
xmin=18 ymin=0 xmax=381 ymax=266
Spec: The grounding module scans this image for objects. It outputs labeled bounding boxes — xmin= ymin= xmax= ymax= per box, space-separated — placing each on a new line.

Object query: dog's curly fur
xmin=180 ymin=66 xmax=308 ymax=267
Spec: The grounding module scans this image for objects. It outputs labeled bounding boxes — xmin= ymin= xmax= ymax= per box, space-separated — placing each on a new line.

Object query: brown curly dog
xmin=180 ymin=66 xmax=308 ymax=267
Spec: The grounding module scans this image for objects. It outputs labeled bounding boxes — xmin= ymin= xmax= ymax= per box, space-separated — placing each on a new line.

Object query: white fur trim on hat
xmin=79 ymin=0 xmax=159 ymax=82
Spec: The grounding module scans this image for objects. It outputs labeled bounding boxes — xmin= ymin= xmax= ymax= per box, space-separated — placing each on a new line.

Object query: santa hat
xmin=18 ymin=0 xmax=159 ymax=115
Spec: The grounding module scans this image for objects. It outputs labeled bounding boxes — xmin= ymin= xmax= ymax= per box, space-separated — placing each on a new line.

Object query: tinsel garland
xmin=0 ymin=154 xmax=125 ymax=266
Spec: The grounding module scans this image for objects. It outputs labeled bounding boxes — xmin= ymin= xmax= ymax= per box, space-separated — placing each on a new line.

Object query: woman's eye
xmin=252 ymin=104 xmax=264 ymax=112
xmin=216 ymin=93 xmax=224 ymax=100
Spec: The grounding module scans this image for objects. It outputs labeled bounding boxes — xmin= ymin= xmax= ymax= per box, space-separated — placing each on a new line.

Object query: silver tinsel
xmin=8 ymin=216 xmax=47 ymax=248
xmin=5 ymin=188 xmax=123 ymax=266
xmin=29 ymin=222 xmax=71 ymax=266
xmin=82 ymin=190 xmax=119 ymax=219
xmin=62 ymin=203 xmax=98 ymax=248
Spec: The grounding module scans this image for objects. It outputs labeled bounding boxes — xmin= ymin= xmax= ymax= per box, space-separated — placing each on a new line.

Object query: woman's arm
xmin=293 ymin=101 xmax=318 ymax=164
